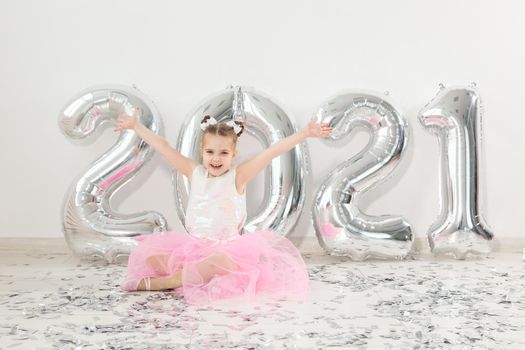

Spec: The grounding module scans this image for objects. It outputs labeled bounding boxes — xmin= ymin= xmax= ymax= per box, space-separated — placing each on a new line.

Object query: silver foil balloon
xmin=174 ymin=85 xmax=309 ymax=236
xmin=419 ymin=85 xmax=493 ymax=259
xmin=311 ymin=90 xmax=413 ymax=260
xmin=59 ymin=85 xmax=168 ymax=262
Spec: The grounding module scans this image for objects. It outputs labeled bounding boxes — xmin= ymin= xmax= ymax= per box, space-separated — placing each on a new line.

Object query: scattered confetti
xmin=0 ymin=252 xmax=524 ymax=349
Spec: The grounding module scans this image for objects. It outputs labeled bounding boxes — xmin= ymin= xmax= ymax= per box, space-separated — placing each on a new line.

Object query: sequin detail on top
xmin=185 ymin=165 xmax=247 ymax=241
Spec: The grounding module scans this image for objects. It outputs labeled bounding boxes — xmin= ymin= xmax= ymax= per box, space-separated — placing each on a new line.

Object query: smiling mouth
xmin=210 ymin=164 xmax=222 ymax=170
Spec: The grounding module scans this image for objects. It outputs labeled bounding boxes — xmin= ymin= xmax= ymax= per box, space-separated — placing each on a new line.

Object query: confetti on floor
xmin=0 ymin=251 xmax=524 ymax=349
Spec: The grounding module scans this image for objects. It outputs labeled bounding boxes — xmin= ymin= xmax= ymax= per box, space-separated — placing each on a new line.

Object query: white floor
xmin=1 ymin=249 xmax=524 ymax=349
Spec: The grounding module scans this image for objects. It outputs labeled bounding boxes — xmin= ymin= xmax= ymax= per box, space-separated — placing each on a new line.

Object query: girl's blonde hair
xmin=200 ymin=115 xmax=245 ymax=145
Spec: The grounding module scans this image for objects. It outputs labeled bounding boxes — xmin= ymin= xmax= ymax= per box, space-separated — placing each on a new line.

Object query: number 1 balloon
xmin=312 ymin=90 xmax=413 ymax=260
xmin=59 ymin=85 xmax=167 ymax=262
xmin=418 ymin=85 xmax=493 ymax=259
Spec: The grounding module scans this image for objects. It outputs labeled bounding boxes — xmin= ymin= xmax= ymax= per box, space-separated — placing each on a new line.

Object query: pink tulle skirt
xmin=122 ymin=230 xmax=310 ymax=305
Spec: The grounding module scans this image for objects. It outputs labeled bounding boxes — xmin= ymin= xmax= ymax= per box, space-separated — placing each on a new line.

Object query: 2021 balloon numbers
xmin=59 ymin=85 xmax=492 ymax=262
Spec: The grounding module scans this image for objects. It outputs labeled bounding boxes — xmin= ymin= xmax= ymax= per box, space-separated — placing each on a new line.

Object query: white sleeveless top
xmin=185 ymin=165 xmax=247 ymax=241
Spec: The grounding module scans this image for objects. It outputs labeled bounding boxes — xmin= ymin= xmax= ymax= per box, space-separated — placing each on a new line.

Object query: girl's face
xmin=201 ymin=134 xmax=237 ymax=177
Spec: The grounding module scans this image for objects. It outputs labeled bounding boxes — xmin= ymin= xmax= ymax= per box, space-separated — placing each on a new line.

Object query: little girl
xmin=115 ymin=107 xmax=332 ymax=305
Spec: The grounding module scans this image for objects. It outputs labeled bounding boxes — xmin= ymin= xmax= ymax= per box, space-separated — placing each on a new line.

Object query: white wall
xmin=1 ymin=0 xmax=523 ymax=246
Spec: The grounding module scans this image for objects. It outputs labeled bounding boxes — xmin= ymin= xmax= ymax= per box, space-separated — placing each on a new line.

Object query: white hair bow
xmin=226 ymin=120 xmax=243 ymax=135
xmin=200 ymin=116 xmax=218 ymax=130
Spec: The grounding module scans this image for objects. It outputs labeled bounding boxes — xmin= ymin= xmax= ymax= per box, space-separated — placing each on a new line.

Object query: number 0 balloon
xmin=59 ymin=85 xmax=167 ymax=262
xmin=311 ymin=90 xmax=413 ymax=260
xmin=174 ymin=86 xmax=309 ymax=236
xmin=419 ymin=85 xmax=493 ymax=258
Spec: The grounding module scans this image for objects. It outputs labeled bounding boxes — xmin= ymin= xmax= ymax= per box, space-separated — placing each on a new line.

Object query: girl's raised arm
xmin=114 ymin=107 xmax=197 ymax=178
xmin=236 ymin=120 xmax=332 ymax=188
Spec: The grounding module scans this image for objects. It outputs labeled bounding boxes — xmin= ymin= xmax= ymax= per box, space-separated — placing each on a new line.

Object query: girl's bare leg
xmin=146 ymin=255 xmax=170 ymax=275
xmin=136 ymin=251 xmax=237 ymax=291
xmin=195 ymin=252 xmax=237 ymax=282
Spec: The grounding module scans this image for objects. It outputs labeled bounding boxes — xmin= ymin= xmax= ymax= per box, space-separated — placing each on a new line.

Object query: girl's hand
xmin=114 ymin=107 xmax=140 ymax=132
xmin=303 ymin=120 xmax=333 ymax=138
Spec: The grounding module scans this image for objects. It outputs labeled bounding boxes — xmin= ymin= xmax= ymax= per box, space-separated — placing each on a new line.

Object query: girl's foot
xmin=121 ymin=277 xmax=151 ymax=291
xmin=121 ymin=273 xmax=182 ymax=291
